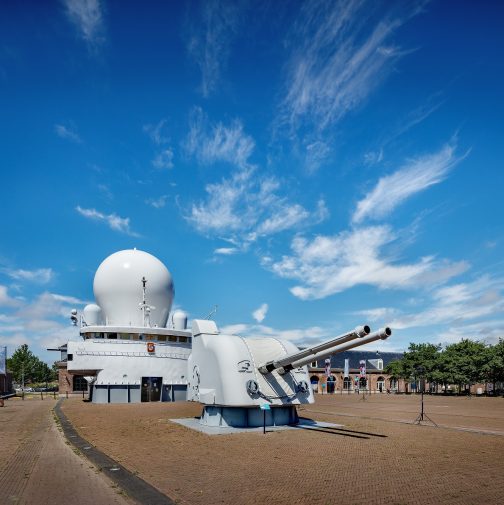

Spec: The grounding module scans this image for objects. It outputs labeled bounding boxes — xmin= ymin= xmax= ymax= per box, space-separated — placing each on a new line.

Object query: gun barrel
xmin=279 ymin=327 xmax=392 ymax=373
xmin=258 ymin=324 xmax=370 ymax=374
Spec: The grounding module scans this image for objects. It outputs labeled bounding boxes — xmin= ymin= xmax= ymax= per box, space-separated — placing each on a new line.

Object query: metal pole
xmin=263 ymin=410 xmax=266 ymax=435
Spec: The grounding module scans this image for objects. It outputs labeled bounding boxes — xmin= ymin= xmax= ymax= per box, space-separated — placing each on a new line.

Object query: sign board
xmin=324 ymin=358 xmax=331 ymax=377
xmin=260 ymin=403 xmax=271 ymax=410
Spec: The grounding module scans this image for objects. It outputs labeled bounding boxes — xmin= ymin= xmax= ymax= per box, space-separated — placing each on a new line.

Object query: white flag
xmin=0 ymin=347 xmax=6 ymax=375
xmin=344 ymin=358 xmax=349 ymax=378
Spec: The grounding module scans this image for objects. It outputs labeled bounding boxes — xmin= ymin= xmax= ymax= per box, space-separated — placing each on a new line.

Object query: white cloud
xmin=187 ymin=0 xmax=242 ymax=97
xmin=152 ymin=149 xmax=174 ymax=170
xmin=220 ymin=322 xmax=327 ymax=346
xmin=187 ymin=169 xmax=327 ymax=243
xmin=0 ymin=285 xmax=22 ymax=307
xmin=185 ymin=107 xmax=255 ymax=169
xmin=280 ymin=1 xmax=422 ymax=133
xmin=54 ymin=123 xmax=82 ymax=143
xmin=143 ymin=119 xmax=169 ymax=145
xmin=353 ymin=140 xmax=468 ymax=223
xmin=252 ymin=303 xmax=268 ymax=323
xmin=390 ymin=276 xmax=504 ymax=331
xmin=76 ymin=206 xmax=139 ymax=237
xmin=305 ymin=140 xmax=331 ymax=173
xmin=214 ymin=247 xmax=239 ymax=256
xmin=146 ymin=195 xmax=168 ymax=209
xmin=353 ymin=307 xmax=398 ymax=322
xmin=3 ymin=268 xmax=54 ymax=284
xmin=266 ymin=225 xmax=467 ymax=300
xmin=363 ymin=148 xmax=384 ymax=166
xmin=63 ymin=0 xmax=105 ymax=48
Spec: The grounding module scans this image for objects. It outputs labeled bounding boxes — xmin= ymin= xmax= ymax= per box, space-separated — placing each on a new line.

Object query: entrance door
xmin=141 ymin=377 xmax=162 ymax=402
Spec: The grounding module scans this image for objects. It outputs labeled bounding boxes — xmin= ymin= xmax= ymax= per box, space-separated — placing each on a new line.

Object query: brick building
xmin=308 ymin=350 xmax=406 ymax=394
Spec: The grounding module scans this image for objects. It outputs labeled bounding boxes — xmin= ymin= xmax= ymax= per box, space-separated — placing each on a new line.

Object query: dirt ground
xmin=61 ymin=394 xmax=504 ymax=505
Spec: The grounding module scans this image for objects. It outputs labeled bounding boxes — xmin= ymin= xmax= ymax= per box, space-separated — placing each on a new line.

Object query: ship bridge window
xmin=145 ymin=335 xmax=156 ymax=341
xmin=157 ymin=335 xmax=167 ymax=342
xmin=179 ymin=336 xmax=188 ymax=343
xmin=107 ymin=333 xmax=117 ymax=339
xmin=67 ymin=354 xmax=73 ymax=361
xmin=168 ymin=336 xmax=177 ymax=342
xmin=120 ymin=333 xmax=131 ymax=340
xmin=131 ymin=334 xmax=140 ymax=341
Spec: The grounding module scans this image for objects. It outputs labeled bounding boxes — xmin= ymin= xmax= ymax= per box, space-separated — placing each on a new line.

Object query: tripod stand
xmin=414 ymin=387 xmax=437 ymax=427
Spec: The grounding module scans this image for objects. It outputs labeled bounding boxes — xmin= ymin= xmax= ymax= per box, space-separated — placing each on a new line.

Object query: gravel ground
xmin=60 ymin=394 xmax=504 ymax=505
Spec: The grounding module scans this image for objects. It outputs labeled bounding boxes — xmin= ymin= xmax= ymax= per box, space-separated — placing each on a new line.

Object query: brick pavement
xmin=61 ymin=396 xmax=504 ymax=505
xmin=0 ymin=399 xmax=133 ymax=505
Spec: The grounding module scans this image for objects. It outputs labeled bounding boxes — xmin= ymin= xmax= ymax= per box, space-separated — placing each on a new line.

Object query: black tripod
xmin=413 ymin=376 xmax=438 ymax=427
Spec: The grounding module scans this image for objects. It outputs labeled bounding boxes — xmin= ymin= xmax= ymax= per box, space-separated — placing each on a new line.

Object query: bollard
xmin=66 ymin=391 xmax=68 ymax=399
xmin=53 ymin=391 xmax=56 ymax=400
xmin=82 ymin=390 xmax=85 ymax=399
xmin=41 ymin=391 xmax=43 ymax=400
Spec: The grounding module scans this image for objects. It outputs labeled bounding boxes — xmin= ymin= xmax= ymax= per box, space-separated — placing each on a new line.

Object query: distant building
xmin=308 ymin=350 xmax=405 ymax=393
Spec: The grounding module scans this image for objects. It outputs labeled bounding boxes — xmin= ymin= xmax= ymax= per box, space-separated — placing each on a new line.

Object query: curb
xmin=54 ymin=400 xmax=175 ymax=505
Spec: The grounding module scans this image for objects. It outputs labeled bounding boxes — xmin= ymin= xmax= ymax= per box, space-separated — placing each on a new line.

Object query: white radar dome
xmin=83 ymin=304 xmax=103 ymax=326
xmin=93 ymin=249 xmax=174 ymax=328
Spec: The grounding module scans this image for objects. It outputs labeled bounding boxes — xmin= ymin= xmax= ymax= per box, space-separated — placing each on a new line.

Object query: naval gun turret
xmin=187 ymin=320 xmax=391 ymax=428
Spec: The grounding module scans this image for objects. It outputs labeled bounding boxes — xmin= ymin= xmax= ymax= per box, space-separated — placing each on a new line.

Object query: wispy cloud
xmin=280 ymin=1 xmax=424 ymax=133
xmin=252 ymin=303 xmax=268 ymax=323
xmin=220 ymin=322 xmax=327 ymax=346
xmin=76 ymin=205 xmax=139 ymax=237
xmin=390 ymin=276 xmax=504 ymax=331
xmin=3 ymin=268 xmax=54 ymax=284
xmin=152 ymin=149 xmax=174 ymax=170
xmin=265 ymin=225 xmax=467 ymax=300
xmin=214 ymin=247 xmax=239 ymax=256
xmin=353 ymin=139 xmax=468 ymax=224
xmin=187 ymin=168 xmax=327 ymax=244
xmin=62 ymin=0 xmax=105 ymax=49
xmin=146 ymin=195 xmax=168 ymax=209
xmin=0 ymin=285 xmax=22 ymax=307
xmin=143 ymin=119 xmax=169 ymax=145
xmin=54 ymin=123 xmax=82 ymax=143
xmin=184 ymin=107 xmax=254 ymax=169
xmin=187 ymin=0 xmax=243 ymax=97
xmin=0 ymin=291 xmax=88 ymax=359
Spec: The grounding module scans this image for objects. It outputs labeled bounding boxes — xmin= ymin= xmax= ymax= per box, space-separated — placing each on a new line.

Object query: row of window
xmin=84 ymin=332 xmax=191 ymax=343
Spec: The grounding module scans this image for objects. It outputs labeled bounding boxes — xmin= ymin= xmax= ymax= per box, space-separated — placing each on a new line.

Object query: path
xmin=0 ymin=399 xmax=132 ymax=505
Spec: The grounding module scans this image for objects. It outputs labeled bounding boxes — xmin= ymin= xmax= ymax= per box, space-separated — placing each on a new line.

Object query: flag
xmin=344 ymin=358 xmax=349 ymax=378
xmin=0 ymin=347 xmax=6 ymax=375
xmin=324 ymin=358 xmax=331 ymax=377
xmin=359 ymin=359 xmax=366 ymax=378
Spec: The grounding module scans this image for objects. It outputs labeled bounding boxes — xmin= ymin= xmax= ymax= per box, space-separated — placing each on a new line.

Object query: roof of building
xmin=311 ymin=350 xmax=403 ymax=370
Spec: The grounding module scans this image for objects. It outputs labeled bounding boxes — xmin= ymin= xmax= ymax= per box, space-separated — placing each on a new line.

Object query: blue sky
xmin=1 ymin=0 xmax=504 ymax=364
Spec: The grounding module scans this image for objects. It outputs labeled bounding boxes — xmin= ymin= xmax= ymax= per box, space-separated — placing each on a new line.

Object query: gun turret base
xmin=200 ymin=405 xmax=299 ymax=428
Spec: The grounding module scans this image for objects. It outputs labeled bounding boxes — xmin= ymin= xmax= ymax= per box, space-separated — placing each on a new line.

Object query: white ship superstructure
xmin=67 ymin=249 xmax=191 ymax=403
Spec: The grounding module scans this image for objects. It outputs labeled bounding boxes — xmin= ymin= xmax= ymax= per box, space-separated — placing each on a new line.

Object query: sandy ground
xmin=0 ymin=398 xmax=133 ymax=505
xmin=60 ymin=394 xmax=504 ymax=505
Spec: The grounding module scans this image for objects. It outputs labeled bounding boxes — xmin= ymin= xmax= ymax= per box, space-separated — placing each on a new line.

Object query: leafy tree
xmin=384 ymin=359 xmax=410 ymax=392
xmin=485 ymin=338 xmax=504 ymax=392
xmin=6 ymin=344 xmax=55 ymax=385
xmin=440 ymin=339 xmax=488 ymax=394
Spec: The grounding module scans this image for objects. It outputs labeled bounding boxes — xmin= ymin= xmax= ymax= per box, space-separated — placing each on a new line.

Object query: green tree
xmin=485 ymin=339 xmax=504 ymax=393
xmin=384 ymin=359 xmax=410 ymax=392
xmin=440 ymin=339 xmax=488 ymax=394
xmin=6 ymin=344 xmax=55 ymax=386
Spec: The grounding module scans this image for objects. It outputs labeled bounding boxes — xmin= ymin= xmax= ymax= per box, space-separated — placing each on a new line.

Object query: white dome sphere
xmin=93 ymin=249 xmax=174 ymax=328
xmin=83 ymin=303 xmax=103 ymax=326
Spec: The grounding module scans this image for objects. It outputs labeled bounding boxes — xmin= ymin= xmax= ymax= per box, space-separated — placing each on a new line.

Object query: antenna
xmin=139 ymin=277 xmax=156 ymax=327
xmin=205 ymin=304 xmax=218 ymax=320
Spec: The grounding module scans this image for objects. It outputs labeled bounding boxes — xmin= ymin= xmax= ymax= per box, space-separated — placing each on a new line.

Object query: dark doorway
xmin=141 ymin=377 xmax=162 ymax=402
